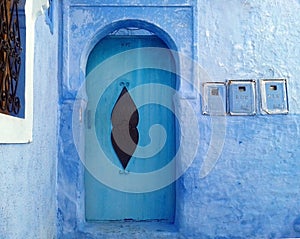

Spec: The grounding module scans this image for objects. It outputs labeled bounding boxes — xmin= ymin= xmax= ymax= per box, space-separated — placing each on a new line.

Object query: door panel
xmin=85 ymin=35 xmax=176 ymax=221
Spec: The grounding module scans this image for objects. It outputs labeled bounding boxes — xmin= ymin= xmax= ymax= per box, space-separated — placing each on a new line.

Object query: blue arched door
xmin=85 ymin=35 xmax=177 ymax=222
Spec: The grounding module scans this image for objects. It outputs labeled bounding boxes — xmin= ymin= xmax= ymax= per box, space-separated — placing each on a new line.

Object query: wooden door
xmin=85 ymin=35 xmax=176 ymax=222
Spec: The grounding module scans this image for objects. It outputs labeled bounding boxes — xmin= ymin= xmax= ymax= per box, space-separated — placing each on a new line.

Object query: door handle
xmin=87 ymin=109 xmax=92 ymax=129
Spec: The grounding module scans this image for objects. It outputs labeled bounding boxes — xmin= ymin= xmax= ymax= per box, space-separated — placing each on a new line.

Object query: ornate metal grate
xmin=109 ymin=27 xmax=154 ymax=36
xmin=0 ymin=0 xmax=22 ymax=115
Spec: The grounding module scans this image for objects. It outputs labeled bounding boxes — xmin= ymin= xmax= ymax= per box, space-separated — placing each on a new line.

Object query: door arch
xmin=84 ymin=27 xmax=178 ymax=222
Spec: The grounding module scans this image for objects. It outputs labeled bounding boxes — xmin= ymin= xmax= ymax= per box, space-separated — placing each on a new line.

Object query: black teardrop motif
xmin=111 ymin=87 xmax=139 ymax=169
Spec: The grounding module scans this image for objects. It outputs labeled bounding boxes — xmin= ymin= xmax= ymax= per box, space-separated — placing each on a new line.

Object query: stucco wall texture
xmin=185 ymin=0 xmax=300 ymax=238
xmin=58 ymin=0 xmax=300 ymax=238
xmin=1 ymin=0 xmax=300 ymax=239
xmin=0 ymin=9 xmax=58 ymax=239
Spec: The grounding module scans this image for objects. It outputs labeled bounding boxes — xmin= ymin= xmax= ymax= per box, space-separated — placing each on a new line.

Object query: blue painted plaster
xmin=57 ymin=0 xmax=300 ymax=239
xmin=182 ymin=0 xmax=300 ymax=238
xmin=0 ymin=4 xmax=59 ymax=239
xmin=58 ymin=1 xmax=195 ymax=238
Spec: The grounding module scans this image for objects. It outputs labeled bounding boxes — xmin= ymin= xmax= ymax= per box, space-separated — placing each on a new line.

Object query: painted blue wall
xmin=57 ymin=0 xmax=300 ymax=239
xmin=8 ymin=0 xmax=300 ymax=238
xmin=177 ymin=0 xmax=300 ymax=238
xmin=0 ymin=4 xmax=59 ymax=239
xmin=58 ymin=1 xmax=195 ymax=238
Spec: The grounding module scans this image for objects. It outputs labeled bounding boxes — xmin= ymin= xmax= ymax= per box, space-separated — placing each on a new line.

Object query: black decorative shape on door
xmin=111 ymin=86 xmax=139 ymax=169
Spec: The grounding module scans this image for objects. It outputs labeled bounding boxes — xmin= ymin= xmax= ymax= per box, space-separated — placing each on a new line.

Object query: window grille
xmin=0 ymin=0 xmax=22 ymax=116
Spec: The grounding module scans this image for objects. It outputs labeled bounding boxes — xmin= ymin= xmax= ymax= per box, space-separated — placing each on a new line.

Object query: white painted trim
xmin=0 ymin=0 xmax=49 ymax=143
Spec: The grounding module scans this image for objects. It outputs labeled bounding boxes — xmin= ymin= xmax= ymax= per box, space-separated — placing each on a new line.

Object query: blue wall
xmin=57 ymin=1 xmax=195 ymax=238
xmin=57 ymin=1 xmax=300 ymax=238
xmin=0 ymin=0 xmax=289 ymax=238
xmin=7 ymin=1 xmax=300 ymax=238
xmin=0 ymin=4 xmax=59 ymax=239
xmin=179 ymin=0 xmax=300 ymax=238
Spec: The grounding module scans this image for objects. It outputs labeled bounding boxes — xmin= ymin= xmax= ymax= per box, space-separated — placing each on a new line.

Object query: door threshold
xmin=65 ymin=221 xmax=186 ymax=239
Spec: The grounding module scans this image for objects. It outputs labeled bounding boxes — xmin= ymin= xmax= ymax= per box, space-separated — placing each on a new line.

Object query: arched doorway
xmin=84 ymin=28 xmax=178 ymax=222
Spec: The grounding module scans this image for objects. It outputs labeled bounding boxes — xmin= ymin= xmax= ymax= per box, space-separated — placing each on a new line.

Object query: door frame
xmin=74 ymin=20 xmax=180 ymax=225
